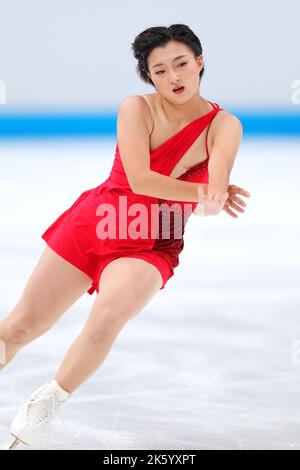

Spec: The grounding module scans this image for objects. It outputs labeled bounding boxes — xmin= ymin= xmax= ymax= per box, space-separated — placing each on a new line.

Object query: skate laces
xmin=24 ymin=391 xmax=67 ymax=429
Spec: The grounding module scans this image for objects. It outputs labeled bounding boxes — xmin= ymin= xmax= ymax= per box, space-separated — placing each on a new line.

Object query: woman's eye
xmin=155 ymin=62 xmax=187 ymax=75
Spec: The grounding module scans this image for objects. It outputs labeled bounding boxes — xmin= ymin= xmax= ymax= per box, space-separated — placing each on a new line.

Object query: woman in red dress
xmin=1 ymin=24 xmax=251 ymax=449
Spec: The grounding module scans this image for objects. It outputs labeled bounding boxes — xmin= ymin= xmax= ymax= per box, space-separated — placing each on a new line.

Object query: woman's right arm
xmin=117 ymin=96 xmax=208 ymax=203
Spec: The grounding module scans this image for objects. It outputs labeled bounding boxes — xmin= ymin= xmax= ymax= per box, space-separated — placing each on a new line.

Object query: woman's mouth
xmin=173 ymin=86 xmax=185 ymax=94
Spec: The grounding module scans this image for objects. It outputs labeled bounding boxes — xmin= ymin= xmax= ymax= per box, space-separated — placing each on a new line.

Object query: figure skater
xmin=0 ymin=24 xmax=251 ymax=449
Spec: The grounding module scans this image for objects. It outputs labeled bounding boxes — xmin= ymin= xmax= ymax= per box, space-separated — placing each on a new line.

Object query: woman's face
xmin=147 ymin=40 xmax=203 ymax=100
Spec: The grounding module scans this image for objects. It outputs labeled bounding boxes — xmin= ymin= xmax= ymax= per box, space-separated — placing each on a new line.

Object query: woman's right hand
xmin=194 ymin=185 xmax=229 ymax=217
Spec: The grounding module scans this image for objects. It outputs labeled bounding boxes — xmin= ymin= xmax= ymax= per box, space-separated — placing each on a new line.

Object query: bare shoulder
xmin=210 ymin=109 xmax=243 ymax=142
xmin=116 ymin=95 xmax=154 ymax=191
xmin=118 ymin=95 xmax=153 ymax=135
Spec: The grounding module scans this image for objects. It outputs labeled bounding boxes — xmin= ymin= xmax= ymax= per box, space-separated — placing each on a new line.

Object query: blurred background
xmin=0 ymin=0 xmax=300 ymax=450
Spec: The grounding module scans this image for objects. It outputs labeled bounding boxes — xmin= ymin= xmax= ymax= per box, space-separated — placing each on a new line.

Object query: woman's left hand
xmin=223 ymin=184 xmax=251 ymax=218
xmin=194 ymin=186 xmax=229 ymax=217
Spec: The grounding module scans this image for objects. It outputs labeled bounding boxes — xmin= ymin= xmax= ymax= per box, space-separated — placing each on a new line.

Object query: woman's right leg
xmin=0 ymin=245 xmax=93 ymax=370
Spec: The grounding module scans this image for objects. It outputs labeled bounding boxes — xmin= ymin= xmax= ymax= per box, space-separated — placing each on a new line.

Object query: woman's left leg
xmin=54 ymin=257 xmax=164 ymax=394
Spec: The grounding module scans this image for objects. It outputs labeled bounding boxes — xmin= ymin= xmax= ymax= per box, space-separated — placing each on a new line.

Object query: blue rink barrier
xmin=0 ymin=109 xmax=299 ymax=138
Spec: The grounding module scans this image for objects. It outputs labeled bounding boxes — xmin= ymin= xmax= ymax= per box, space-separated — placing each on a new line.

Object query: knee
xmin=2 ymin=298 xmax=41 ymax=346
xmin=84 ymin=306 xmax=127 ymax=345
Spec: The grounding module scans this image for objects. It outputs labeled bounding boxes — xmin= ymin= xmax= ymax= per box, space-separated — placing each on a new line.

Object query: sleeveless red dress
xmin=41 ymin=101 xmax=223 ymax=295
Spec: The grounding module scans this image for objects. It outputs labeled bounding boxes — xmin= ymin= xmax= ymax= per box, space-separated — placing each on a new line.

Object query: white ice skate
xmin=8 ymin=379 xmax=70 ymax=449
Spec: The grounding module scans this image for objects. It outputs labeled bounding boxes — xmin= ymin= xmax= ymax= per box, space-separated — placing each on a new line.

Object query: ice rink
xmin=0 ymin=137 xmax=300 ymax=450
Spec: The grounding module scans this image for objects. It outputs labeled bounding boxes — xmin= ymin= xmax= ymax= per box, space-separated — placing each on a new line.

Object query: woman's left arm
xmin=194 ymin=113 xmax=251 ymax=217
xmin=207 ymin=112 xmax=243 ymax=194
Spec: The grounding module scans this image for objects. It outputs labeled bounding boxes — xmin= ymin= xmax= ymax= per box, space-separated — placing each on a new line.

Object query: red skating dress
xmin=41 ymin=101 xmax=223 ymax=295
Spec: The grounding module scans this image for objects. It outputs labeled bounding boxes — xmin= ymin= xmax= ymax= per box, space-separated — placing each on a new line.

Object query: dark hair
xmin=131 ymin=24 xmax=205 ymax=87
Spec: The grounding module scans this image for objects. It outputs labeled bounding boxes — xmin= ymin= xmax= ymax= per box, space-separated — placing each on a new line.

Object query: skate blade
xmin=8 ymin=434 xmax=28 ymax=450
